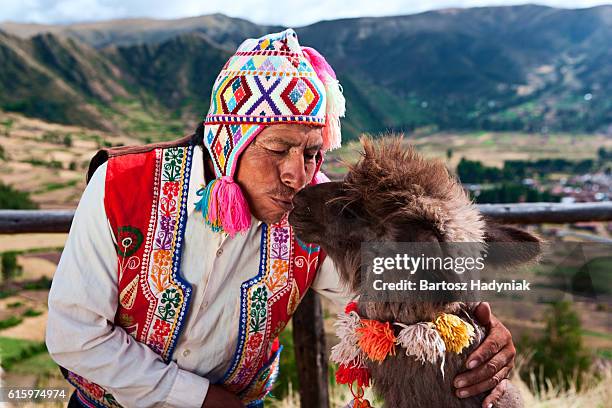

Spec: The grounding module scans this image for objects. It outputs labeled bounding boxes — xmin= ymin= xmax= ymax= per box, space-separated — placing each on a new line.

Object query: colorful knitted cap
xmin=197 ymin=28 xmax=345 ymax=236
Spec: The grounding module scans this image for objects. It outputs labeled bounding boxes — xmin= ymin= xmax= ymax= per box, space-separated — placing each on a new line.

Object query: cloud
xmin=1 ymin=0 xmax=610 ymax=26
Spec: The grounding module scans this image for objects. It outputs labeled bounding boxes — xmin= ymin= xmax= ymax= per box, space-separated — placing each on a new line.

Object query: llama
xmin=289 ymin=137 xmax=542 ymax=408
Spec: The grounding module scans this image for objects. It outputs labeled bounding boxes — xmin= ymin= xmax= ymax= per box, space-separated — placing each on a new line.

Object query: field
xmin=2 ymin=111 xmax=612 ymax=208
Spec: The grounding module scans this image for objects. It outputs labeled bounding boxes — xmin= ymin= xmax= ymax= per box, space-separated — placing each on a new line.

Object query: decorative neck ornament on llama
xmin=331 ymin=302 xmax=478 ymax=408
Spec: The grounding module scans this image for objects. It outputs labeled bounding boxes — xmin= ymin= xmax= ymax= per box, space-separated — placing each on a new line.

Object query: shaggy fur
xmin=289 ymin=136 xmax=541 ymax=408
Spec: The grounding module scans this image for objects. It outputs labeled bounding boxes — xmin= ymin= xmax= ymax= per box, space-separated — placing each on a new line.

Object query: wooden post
xmin=292 ymin=289 xmax=329 ymax=408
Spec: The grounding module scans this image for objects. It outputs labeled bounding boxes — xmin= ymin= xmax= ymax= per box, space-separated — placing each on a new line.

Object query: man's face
xmin=235 ymin=124 xmax=323 ymax=225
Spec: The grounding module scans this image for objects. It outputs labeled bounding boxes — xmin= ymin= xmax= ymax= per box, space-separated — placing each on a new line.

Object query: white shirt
xmin=46 ymin=145 xmax=350 ymax=408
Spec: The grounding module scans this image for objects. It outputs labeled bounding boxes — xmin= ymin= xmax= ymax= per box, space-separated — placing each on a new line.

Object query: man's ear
xmin=483 ymin=216 xmax=544 ymax=267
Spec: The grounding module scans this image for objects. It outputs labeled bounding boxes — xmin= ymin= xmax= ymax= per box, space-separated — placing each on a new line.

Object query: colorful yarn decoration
xmin=194 ymin=177 xmax=252 ymax=236
xmin=356 ymin=319 xmax=397 ymax=362
xmin=330 ymin=307 xmax=364 ymax=368
xmin=434 ymin=313 xmax=475 ymax=354
xmin=345 ymin=301 xmax=359 ymax=314
xmin=195 ymin=180 xmax=222 ymax=233
xmin=301 ymin=46 xmax=345 ymax=151
xmin=395 ymin=321 xmax=447 ymax=377
xmin=335 ymin=363 xmax=371 ymax=387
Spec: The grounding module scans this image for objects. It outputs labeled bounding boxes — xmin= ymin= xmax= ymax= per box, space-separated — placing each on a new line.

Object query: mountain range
xmin=1 ymin=5 xmax=611 ymax=140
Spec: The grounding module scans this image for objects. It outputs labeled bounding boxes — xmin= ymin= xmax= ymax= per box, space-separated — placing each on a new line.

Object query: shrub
xmin=0 ymin=183 xmax=38 ymax=209
xmin=1 ymin=251 xmax=23 ymax=281
xmin=23 ymin=276 xmax=52 ymax=290
xmin=0 ymin=316 xmax=23 ymax=330
xmin=22 ymin=308 xmax=43 ymax=318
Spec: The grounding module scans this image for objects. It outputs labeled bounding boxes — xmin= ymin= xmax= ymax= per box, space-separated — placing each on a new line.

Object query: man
xmin=46 ymin=29 xmax=515 ymax=408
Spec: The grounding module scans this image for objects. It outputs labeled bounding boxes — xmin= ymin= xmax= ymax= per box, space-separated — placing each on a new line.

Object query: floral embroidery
xmin=158 ymin=288 xmax=181 ymax=321
xmin=266 ymin=259 xmax=288 ymax=292
xmin=153 ymin=249 xmax=172 ymax=266
xmin=163 ymin=148 xmax=184 ymax=181
xmin=151 ymin=250 xmax=172 ymax=292
xmin=162 ymin=180 xmax=180 ymax=197
xmin=116 ymin=226 xmax=144 ymax=257
xmin=249 ymin=287 xmax=267 ymax=332
xmin=65 ymin=144 xmax=194 ymax=408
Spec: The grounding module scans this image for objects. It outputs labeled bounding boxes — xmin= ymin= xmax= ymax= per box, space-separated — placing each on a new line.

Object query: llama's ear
xmin=483 ymin=217 xmax=544 ymax=267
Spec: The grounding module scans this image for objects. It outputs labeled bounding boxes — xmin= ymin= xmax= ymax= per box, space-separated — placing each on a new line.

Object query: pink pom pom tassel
xmin=302 ymin=46 xmax=345 ymax=151
xmin=215 ymin=176 xmax=251 ymax=237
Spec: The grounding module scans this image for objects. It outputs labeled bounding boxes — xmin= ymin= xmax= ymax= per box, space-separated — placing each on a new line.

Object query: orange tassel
xmin=356 ymin=319 xmax=397 ymax=362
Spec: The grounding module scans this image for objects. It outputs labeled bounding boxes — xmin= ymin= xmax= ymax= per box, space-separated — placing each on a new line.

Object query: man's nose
xmin=280 ymin=153 xmax=308 ymax=190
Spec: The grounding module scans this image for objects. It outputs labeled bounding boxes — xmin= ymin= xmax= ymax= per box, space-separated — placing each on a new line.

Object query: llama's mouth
xmin=288 ymin=208 xmax=319 ymax=242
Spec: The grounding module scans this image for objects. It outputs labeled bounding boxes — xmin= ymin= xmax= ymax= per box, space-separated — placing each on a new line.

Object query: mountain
xmin=1 ymin=5 xmax=611 ymax=140
xmin=0 ymin=14 xmax=283 ymax=50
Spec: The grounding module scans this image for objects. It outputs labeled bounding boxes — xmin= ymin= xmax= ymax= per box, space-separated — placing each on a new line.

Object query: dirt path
xmin=0 ymin=234 xmax=67 ymax=253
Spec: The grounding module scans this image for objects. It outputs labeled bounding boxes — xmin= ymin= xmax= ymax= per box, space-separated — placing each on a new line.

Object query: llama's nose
xmin=292 ymin=189 xmax=307 ymax=208
xmin=292 ymin=189 xmax=313 ymax=213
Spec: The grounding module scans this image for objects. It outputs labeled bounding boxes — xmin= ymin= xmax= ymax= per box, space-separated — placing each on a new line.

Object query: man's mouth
xmin=271 ymin=196 xmax=294 ymax=211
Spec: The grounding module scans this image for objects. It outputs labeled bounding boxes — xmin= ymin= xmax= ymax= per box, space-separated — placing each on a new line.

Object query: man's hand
xmin=453 ymin=302 xmax=515 ymax=408
xmin=202 ymin=385 xmax=244 ymax=408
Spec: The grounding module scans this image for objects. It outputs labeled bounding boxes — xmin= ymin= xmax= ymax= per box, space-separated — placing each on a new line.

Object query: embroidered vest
xmin=62 ymin=136 xmax=325 ymax=408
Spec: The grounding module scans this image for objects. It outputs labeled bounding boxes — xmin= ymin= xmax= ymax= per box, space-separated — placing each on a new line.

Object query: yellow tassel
xmin=434 ymin=314 xmax=475 ymax=354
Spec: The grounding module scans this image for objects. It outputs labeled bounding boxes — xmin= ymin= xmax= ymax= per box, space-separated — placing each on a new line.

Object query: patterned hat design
xmin=195 ymin=28 xmax=345 ymax=236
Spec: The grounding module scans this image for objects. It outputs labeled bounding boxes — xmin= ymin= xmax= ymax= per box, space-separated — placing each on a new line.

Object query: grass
xmin=582 ymin=330 xmax=612 ymax=340
xmin=0 ymin=336 xmax=47 ymax=370
xmin=8 ymin=351 xmax=60 ymax=377
xmin=596 ymin=350 xmax=612 ymax=359
xmin=34 ymin=180 xmax=79 ymax=194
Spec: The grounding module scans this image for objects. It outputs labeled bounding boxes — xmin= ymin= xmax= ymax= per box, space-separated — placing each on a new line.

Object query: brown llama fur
xmin=289 ymin=136 xmax=542 ymax=408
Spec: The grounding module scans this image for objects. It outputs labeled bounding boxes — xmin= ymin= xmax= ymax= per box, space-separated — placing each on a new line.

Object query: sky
xmin=1 ymin=0 xmax=610 ymax=26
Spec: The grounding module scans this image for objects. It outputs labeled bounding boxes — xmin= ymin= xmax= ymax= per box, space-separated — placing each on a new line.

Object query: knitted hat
xmin=196 ymin=28 xmax=345 ymax=236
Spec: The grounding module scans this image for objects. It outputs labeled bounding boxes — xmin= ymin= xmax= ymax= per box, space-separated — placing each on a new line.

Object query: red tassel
xmin=335 ymin=363 xmax=371 ymax=388
xmin=345 ymin=302 xmax=359 ymax=315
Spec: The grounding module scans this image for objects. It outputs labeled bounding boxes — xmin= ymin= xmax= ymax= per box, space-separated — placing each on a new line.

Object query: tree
xmin=521 ymin=301 xmax=592 ymax=393
xmin=1 ymin=252 xmax=23 ymax=281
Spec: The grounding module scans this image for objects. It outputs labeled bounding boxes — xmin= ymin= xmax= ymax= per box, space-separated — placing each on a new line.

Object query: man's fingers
xmin=454 ymin=345 xmax=515 ymax=388
xmin=473 ymin=302 xmax=491 ymax=327
xmin=466 ymin=321 xmax=513 ymax=369
xmin=455 ymin=366 xmax=511 ymax=399
xmin=481 ymin=378 xmax=509 ymax=408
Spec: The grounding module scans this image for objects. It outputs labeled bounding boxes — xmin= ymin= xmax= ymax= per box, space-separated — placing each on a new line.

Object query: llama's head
xmin=289 ymin=136 xmax=542 ymax=293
